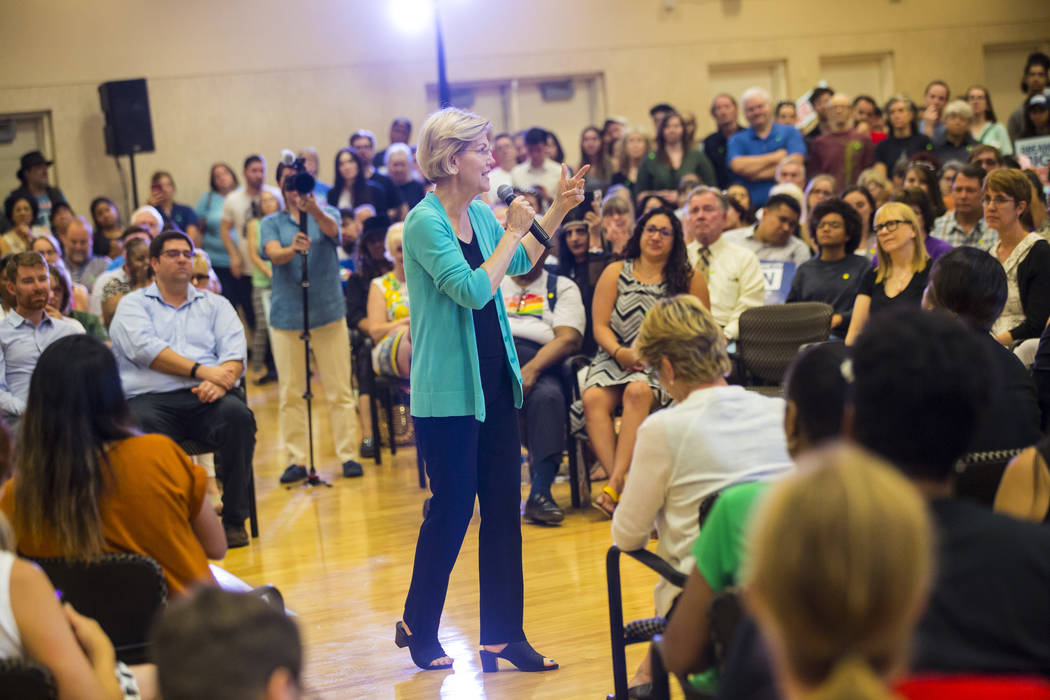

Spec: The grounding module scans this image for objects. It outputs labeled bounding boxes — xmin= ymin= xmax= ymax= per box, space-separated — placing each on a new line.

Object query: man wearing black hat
xmin=6 ymin=151 xmax=67 ymax=231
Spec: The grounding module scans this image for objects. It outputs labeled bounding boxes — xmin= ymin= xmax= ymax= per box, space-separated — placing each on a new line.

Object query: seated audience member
xmin=636 ymin=111 xmax=717 ymax=204
xmin=806 ymin=93 xmax=875 ymax=191
xmin=966 ymin=84 xmax=1014 ymax=155
xmin=661 ymin=341 xmax=850 ymax=684
xmin=773 ymin=157 xmax=805 ymax=189
xmin=845 ymin=203 xmax=931 ymax=344
xmin=99 ymin=237 xmax=152 ymax=328
xmin=597 ymin=194 xmax=633 ymax=256
xmin=725 ymin=183 xmax=752 ymax=213
xmin=932 ymin=100 xmax=980 ymax=166
xmin=684 ymin=187 xmax=765 ymax=340
xmin=638 ymin=194 xmax=671 ymax=216
xmin=246 ymin=191 xmax=280 ymax=383
xmin=724 ymin=192 xmax=754 ymax=229
xmin=1019 ymin=93 xmax=1050 ymax=138
xmin=612 ymin=295 xmax=792 ymax=696
xmin=842 ymin=185 xmax=878 ymax=259
xmin=366 ymin=224 xmax=412 ymax=379
xmin=62 ymin=216 xmax=110 ymax=293
xmin=128 ymin=205 xmax=164 ymax=242
xmin=148 ymin=170 xmax=201 ymax=244
xmin=30 ymin=231 xmax=60 ymax=267
xmin=0 ymin=511 xmax=131 ymax=700
xmin=554 ymin=208 xmax=606 ymax=355
xmin=386 ymin=144 xmax=425 ymax=216
xmin=191 ymin=249 xmax=222 ymax=294
xmin=891 ymin=186 xmax=954 ymax=260
xmin=903 ymin=160 xmax=947 ymax=217
xmin=774 ymin=100 xmax=797 ymax=125
xmin=512 ymin=128 xmax=565 ymax=203
xmin=0 ymin=252 xmax=83 ymax=424
xmin=744 ymin=445 xmax=933 ymax=700
xmin=90 ymin=225 xmax=152 ymax=317
xmin=49 ymin=200 xmax=74 ymax=242
xmin=109 ymin=231 xmax=256 ymax=548
xmin=786 ymin=198 xmax=869 ymax=338
xmin=90 ymin=196 xmax=124 ymax=258
xmin=728 ymin=87 xmax=806 ymax=208
xmin=1007 ymin=52 xmax=1050 ymax=142
xmin=857 ymin=166 xmax=891 ymax=207
xmin=0 ymin=334 xmax=225 ymax=594
xmin=484 ymin=132 xmax=518 ymax=204
xmin=151 ymin=588 xmax=302 ymax=700
xmin=1 ymin=191 xmax=44 ymax=256
xmin=985 ymin=169 xmax=1050 ymax=357
xmin=803 ymin=174 xmax=835 ymax=220
xmin=874 ymin=95 xmax=933 ymax=178
xmin=852 ymin=309 xmax=1050 ymax=676
xmin=578 ymin=125 xmax=613 ymax=193
xmin=584 ymin=208 xmax=709 ymax=516
xmin=922 ymin=247 xmax=1040 ymax=454
xmin=703 ymin=95 xmax=745 ymax=190
xmin=937 ymin=159 xmax=965 ymax=209
xmin=546 ymin=130 xmax=567 ymax=164
xmin=611 ymin=127 xmax=651 ymax=201
xmin=970 ymin=144 xmax=1006 ymax=175
xmin=47 ymin=263 xmax=107 ymax=341
xmin=297 ymin=147 xmax=331 ymax=198
xmin=502 ymin=251 xmax=585 ymax=525
xmin=930 ymin=164 xmax=996 ymax=250
xmin=726 ymin=193 xmax=809 ymax=303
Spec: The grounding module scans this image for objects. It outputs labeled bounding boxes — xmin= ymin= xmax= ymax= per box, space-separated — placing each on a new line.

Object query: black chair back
xmin=30 ymin=553 xmax=167 ymax=665
xmin=737 ymin=302 xmax=833 ymax=388
xmin=955 ymin=448 xmax=1024 ymax=508
xmin=0 ymin=657 xmax=56 ymax=700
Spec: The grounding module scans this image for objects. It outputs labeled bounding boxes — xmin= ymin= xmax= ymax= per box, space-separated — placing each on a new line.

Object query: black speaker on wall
xmin=98 ymin=78 xmax=154 ymax=156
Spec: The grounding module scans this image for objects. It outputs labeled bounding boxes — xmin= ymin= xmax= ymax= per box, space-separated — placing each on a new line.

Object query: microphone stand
xmin=293 ymin=206 xmax=331 ymax=489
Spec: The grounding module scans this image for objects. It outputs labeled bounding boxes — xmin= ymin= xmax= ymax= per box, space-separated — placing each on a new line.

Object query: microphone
xmin=496 ymin=185 xmax=552 ymax=249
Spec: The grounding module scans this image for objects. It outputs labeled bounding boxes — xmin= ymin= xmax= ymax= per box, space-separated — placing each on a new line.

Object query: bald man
xmin=806 ymin=93 xmax=874 ymax=191
xmin=63 ymin=217 xmax=111 ymax=292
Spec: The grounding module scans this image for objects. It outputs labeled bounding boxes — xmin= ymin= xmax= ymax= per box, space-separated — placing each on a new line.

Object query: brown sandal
xmin=591 ymin=485 xmax=619 ymax=518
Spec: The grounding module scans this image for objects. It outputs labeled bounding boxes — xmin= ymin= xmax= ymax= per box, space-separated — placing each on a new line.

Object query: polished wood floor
xmin=221 ymin=378 xmax=677 ymax=699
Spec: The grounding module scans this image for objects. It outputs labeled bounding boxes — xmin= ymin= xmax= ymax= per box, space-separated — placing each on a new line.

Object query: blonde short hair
xmin=415 ymin=108 xmax=491 ymax=182
xmin=635 ymin=295 xmax=730 ymax=384
xmin=873 ymin=202 xmax=928 ymax=283
xmin=386 ymin=223 xmax=404 ymax=256
xmin=745 ymin=443 xmax=933 ymax=693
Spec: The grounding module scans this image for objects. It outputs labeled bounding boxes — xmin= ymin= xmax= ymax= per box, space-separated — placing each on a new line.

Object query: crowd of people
xmin=0 ymin=50 xmax=1047 ymax=699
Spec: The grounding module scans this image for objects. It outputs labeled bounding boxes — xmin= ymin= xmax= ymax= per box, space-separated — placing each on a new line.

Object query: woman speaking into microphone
xmin=395 ymin=108 xmax=588 ymax=672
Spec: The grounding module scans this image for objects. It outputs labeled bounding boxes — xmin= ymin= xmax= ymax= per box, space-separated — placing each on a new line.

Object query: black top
xmin=857 ymin=259 xmax=931 ymax=316
xmin=395 ymin=180 xmax=425 ymax=210
xmin=1010 ymin=238 xmax=1050 ymax=342
xmin=874 ymin=132 xmax=933 ymax=171
xmin=458 ymin=234 xmax=505 ymax=360
xmin=703 ymin=127 xmax=742 ymax=190
xmin=969 ymin=333 xmax=1041 ymax=454
xmin=913 ymin=498 xmax=1050 ymax=676
xmin=785 ymin=255 xmax=870 ymax=332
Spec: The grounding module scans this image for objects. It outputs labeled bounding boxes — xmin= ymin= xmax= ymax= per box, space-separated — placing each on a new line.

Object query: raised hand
xmin=554 ymin=163 xmax=589 ymax=214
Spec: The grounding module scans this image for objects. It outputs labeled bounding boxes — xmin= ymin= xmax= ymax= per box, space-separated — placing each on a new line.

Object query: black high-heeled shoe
xmin=395 ymin=621 xmax=453 ymax=670
xmin=479 ymin=641 xmax=558 ymax=672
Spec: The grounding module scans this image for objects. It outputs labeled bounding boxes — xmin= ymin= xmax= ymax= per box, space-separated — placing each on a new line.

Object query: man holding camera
xmin=261 ymin=161 xmax=362 ymax=483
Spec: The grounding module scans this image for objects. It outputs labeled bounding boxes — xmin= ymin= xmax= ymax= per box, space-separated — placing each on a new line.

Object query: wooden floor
xmin=220 ymin=379 xmax=676 ymax=700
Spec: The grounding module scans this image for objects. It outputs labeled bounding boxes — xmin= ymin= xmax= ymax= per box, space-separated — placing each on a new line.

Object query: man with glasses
xmin=1008 ymin=52 xmax=1050 ymax=143
xmin=110 ymin=230 xmax=256 ymax=548
xmin=931 ymin=165 xmax=996 ymax=251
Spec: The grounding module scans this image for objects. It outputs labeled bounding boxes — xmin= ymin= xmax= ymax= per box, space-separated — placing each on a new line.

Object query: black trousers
xmin=128 ymin=388 xmax=256 ymax=526
xmin=515 ymin=339 xmax=567 ymax=467
xmin=402 ymin=356 xmax=525 ymax=645
xmin=214 ymin=267 xmax=256 ymax=330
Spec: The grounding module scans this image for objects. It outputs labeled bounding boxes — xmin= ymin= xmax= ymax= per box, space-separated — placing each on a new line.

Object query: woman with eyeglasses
xmin=583 ymin=207 xmax=709 ymax=516
xmin=786 ymin=198 xmax=870 ymax=339
xmin=966 ymin=85 xmax=1014 ymax=156
xmin=985 ymin=169 xmax=1050 ymax=361
xmin=845 ymin=202 xmax=931 ymax=345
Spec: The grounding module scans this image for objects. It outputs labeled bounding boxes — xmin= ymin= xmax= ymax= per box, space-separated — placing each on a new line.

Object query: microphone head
xmin=496 ymin=184 xmax=515 ymax=205
xmin=280 ymin=149 xmax=296 ymax=167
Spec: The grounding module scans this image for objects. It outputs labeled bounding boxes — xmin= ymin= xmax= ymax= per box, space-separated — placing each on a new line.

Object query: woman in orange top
xmin=0 ymin=335 xmax=226 ymax=596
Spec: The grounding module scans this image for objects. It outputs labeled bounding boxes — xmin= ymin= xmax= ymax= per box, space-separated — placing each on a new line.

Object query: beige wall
xmin=2 ymin=0 xmax=1048 ymax=216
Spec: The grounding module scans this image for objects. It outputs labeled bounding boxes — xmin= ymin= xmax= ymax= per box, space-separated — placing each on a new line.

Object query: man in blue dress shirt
xmin=728 ymin=87 xmax=806 ymax=207
xmin=109 ymin=230 xmax=256 ymax=548
xmin=0 ymin=252 xmax=83 ymax=424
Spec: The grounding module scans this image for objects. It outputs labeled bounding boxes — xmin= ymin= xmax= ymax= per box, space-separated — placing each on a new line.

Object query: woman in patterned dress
xmin=583 ymin=207 xmax=710 ymax=515
xmin=366 ymin=223 xmax=412 ymax=378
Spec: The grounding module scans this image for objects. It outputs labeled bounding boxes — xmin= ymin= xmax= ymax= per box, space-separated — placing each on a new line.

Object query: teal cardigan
xmin=402 ymin=193 xmax=533 ymax=421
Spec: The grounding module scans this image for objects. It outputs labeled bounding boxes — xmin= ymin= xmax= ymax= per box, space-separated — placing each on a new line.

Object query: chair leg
xmin=384 ymin=387 xmax=397 ymax=456
xmin=568 ymin=438 xmax=580 ymax=509
xmin=248 ymin=461 xmax=259 ymax=538
xmin=369 ymin=391 xmax=382 ymax=466
xmin=607 ymin=546 xmax=629 ymax=700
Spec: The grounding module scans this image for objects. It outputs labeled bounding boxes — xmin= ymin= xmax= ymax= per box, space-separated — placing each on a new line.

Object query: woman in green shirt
xmin=636 ymin=111 xmax=717 ymax=205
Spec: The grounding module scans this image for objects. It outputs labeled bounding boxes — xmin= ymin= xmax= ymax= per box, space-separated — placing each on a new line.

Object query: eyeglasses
xmin=910 ymin=161 xmax=936 ymax=173
xmin=815 ymin=220 xmax=845 ymax=231
xmin=873 ymin=220 xmax=910 ymax=234
xmin=192 ymin=273 xmax=210 ymax=283
xmin=160 ymin=249 xmax=194 ymax=260
xmin=983 ymin=195 xmax=1016 ymax=208
xmin=463 ymin=146 xmax=493 ymax=158
xmin=643 ymin=226 xmax=673 ymax=237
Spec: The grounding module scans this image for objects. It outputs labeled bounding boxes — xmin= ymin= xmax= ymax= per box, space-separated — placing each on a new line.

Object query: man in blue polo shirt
xmin=728 ymin=87 xmax=806 ymax=207
xmin=261 ymin=160 xmax=362 ymax=483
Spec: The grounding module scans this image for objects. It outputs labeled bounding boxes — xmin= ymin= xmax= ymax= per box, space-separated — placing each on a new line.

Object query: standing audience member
xmin=805 ymin=86 xmax=834 ymax=142
xmin=1 ymin=191 xmax=43 ymax=255
xmin=787 ymin=198 xmax=869 ymax=338
xmin=774 ymin=101 xmax=798 ymax=125
xmin=636 ymin=111 xmax=717 ymax=203
xmin=63 ymin=217 xmax=111 ymax=292
xmin=584 ymin=208 xmax=709 ymax=516
xmin=704 ymin=95 xmax=745 ymax=190
xmin=966 ymin=84 xmax=1014 ymax=155
xmin=350 ymin=130 xmax=400 ymax=219
xmin=109 ymin=230 xmax=255 ymax=548
xmin=918 ymin=79 xmax=951 ymax=142
xmin=932 ymin=100 xmax=980 ymax=165
xmin=1007 ymin=52 xmax=1050 ymax=142
xmin=195 ymin=163 xmax=238 ymax=284
xmin=0 ymin=252 xmax=83 ymax=424
xmin=578 ymin=126 xmax=613 ymax=193
xmin=298 ymin=146 xmax=331 ymax=198
xmin=874 ymin=96 xmax=932 ymax=177
xmin=512 ymin=128 xmax=565 ymax=203
xmin=0 ymin=334 xmax=226 ymax=593
xmin=246 ymin=191 xmax=281 ymax=384
xmin=611 ymin=128 xmax=651 ymax=201
xmin=851 ymin=95 xmax=887 ymax=144
xmin=806 ymin=93 xmax=875 ymax=190
xmin=49 ymin=201 xmax=74 ymax=242
xmin=501 ymin=251 xmax=584 ymax=525
xmin=90 ymin=196 xmax=123 ymax=258
xmin=10 ymin=151 xmax=67 ymax=230
xmin=845 ymin=202 xmax=931 ymax=344
xmin=1020 ymin=93 xmax=1050 ymax=138
xmin=151 ymin=588 xmax=302 ymax=700
xmin=728 ymin=87 xmax=806 ymax=208
xmin=148 ymin=171 xmax=200 ymax=244
xmin=262 ymin=162 xmax=362 ymax=482
xmin=374 ymin=117 xmax=413 ymax=170
xmin=327 ymin=147 xmax=385 ymax=213
xmin=930 ymin=165 xmax=996 ymax=250
xmin=684 ymin=187 xmax=765 ymax=340
xmin=386 ymin=144 xmax=425 ymax=215
xmin=485 ymin=133 xmax=518 ymax=204
xmin=99 ymin=237 xmax=152 ymax=328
